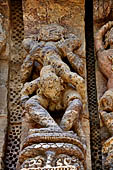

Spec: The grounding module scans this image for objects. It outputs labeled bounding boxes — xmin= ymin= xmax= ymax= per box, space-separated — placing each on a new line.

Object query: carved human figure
xmin=95 ymin=21 xmax=113 ymax=168
xmin=21 ymin=24 xmax=85 ymax=143
xmin=21 ymin=24 xmax=85 ymax=100
xmin=95 ymin=21 xmax=113 ymax=121
xmin=95 ymin=21 xmax=113 ymax=90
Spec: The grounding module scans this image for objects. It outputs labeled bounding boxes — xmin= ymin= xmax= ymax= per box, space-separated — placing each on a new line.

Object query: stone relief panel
xmin=95 ymin=21 xmax=113 ymax=169
xmin=16 ymin=0 xmax=91 ymax=169
xmin=21 ymin=24 xmax=85 ymax=134
xmin=18 ymin=23 xmax=87 ymax=170
xmin=2 ymin=0 xmax=113 ymax=169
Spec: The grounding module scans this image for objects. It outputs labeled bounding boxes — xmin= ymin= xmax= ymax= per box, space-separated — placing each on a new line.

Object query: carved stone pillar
xmin=16 ymin=0 xmax=91 ymax=169
xmin=0 ymin=0 xmax=10 ymax=169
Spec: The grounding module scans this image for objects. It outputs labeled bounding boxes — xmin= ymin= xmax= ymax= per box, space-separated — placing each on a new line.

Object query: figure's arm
xmin=67 ymin=52 xmax=84 ymax=78
xmin=99 ymin=89 xmax=113 ymax=134
xmin=21 ymin=78 xmax=40 ymax=107
xmin=21 ymin=41 xmax=45 ymax=83
xmin=21 ymin=54 xmax=34 ymax=83
xmin=47 ymin=53 xmax=85 ymax=100
xmin=95 ymin=21 xmax=113 ymax=54
xmin=57 ymin=63 xmax=85 ymax=101
xmin=56 ymin=33 xmax=81 ymax=57
xmin=60 ymin=97 xmax=86 ymax=144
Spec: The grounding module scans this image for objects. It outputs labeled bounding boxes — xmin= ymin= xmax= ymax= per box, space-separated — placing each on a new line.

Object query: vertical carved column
xmin=17 ymin=0 xmax=91 ymax=169
xmin=5 ymin=0 xmax=25 ymax=169
xmin=0 ymin=0 xmax=10 ymax=169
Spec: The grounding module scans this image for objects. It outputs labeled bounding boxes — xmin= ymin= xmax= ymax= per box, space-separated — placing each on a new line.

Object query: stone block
xmin=0 ymin=61 xmax=8 ymax=86
xmin=0 ymin=0 xmax=10 ymax=60
xmin=0 ymin=115 xmax=7 ymax=159
xmin=0 ymin=43 xmax=10 ymax=60
xmin=0 ymin=158 xmax=4 ymax=170
xmin=0 ymin=86 xmax=7 ymax=115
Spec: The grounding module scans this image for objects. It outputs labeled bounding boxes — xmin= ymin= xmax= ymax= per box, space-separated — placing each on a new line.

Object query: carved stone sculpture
xmin=17 ymin=24 xmax=86 ymax=170
xmin=21 ymin=24 xmax=85 ymax=100
xmin=95 ymin=21 xmax=113 ymax=169
xmin=93 ymin=0 xmax=112 ymax=22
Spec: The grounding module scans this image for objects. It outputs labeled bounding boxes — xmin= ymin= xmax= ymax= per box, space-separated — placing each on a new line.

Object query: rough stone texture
xmin=22 ymin=0 xmax=85 ymax=58
xmin=0 ymin=1 xmax=109 ymax=170
xmin=0 ymin=116 xmax=7 ymax=156
xmin=0 ymin=0 xmax=9 ymax=169
xmin=0 ymin=62 xmax=8 ymax=115
xmin=94 ymin=4 xmax=113 ymax=168
xmin=17 ymin=0 xmax=91 ymax=170
xmin=93 ymin=0 xmax=112 ymax=23
xmin=4 ymin=0 xmax=25 ymax=169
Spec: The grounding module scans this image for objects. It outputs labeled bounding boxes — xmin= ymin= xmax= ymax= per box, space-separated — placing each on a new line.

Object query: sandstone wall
xmin=1 ymin=0 xmax=110 ymax=169
xmin=20 ymin=0 xmax=91 ymax=170
xmin=0 ymin=1 xmax=10 ymax=169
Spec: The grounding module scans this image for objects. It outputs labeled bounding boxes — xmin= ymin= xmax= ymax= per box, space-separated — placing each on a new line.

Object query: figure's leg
xmin=60 ymin=98 xmax=85 ymax=143
xmin=60 ymin=98 xmax=82 ymax=131
xmin=25 ymin=95 xmax=62 ymax=131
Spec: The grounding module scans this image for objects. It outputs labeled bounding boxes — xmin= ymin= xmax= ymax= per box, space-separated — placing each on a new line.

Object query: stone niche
xmin=17 ymin=0 xmax=91 ymax=170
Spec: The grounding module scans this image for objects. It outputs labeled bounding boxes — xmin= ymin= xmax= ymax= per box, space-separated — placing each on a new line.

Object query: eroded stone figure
xmin=95 ymin=21 xmax=113 ymax=169
xmin=21 ymin=24 xmax=85 ymax=138
xmin=18 ymin=24 xmax=86 ymax=170
xmin=21 ymin=24 xmax=85 ymax=99
xmin=21 ymin=65 xmax=85 ymax=140
xmin=93 ymin=0 xmax=112 ymax=22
